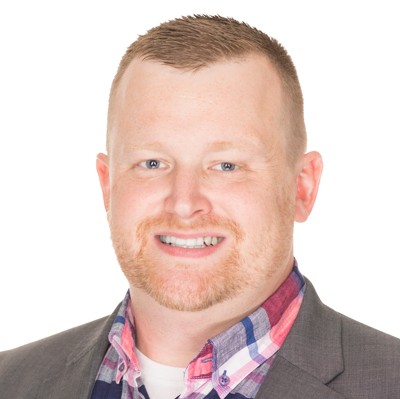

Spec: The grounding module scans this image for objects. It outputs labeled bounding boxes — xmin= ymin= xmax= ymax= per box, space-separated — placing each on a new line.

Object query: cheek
xmin=109 ymin=179 xmax=163 ymax=224
xmin=221 ymin=181 xmax=293 ymax=235
xmin=216 ymin=183 xmax=271 ymax=229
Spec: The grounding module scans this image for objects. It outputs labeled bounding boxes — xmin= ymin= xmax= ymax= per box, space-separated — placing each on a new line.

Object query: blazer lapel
xmin=256 ymin=278 xmax=345 ymax=399
xmin=36 ymin=305 xmax=119 ymax=399
xmin=256 ymin=356 xmax=345 ymax=399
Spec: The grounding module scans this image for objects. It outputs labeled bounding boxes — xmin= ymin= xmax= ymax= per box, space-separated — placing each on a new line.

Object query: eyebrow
xmin=125 ymin=141 xmax=166 ymax=151
xmin=205 ymin=140 xmax=258 ymax=152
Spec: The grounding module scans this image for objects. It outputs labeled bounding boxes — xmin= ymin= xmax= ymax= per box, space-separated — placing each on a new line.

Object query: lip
xmin=154 ymin=232 xmax=226 ymax=258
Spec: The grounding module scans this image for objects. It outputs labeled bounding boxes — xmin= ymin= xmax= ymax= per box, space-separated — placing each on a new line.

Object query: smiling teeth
xmin=159 ymin=235 xmax=222 ymax=248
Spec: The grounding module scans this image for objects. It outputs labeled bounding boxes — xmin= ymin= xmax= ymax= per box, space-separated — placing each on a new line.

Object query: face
xmin=98 ymin=55 xmax=321 ymax=312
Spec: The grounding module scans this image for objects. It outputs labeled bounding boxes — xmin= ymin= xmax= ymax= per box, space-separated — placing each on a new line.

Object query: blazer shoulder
xmin=280 ymin=278 xmax=400 ymax=398
xmin=340 ymin=310 xmax=400 ymax=348
xmin=341 ymin=309 xmax=400 ymax=365
xmin=0 ymin=312 xmax=115 ymax=398
xmin=327 ymin=304 xmax=400 ymax=397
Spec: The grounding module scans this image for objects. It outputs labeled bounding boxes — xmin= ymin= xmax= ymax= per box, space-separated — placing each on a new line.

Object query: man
xmin=1 ymin=14 xmax=399 ymax=399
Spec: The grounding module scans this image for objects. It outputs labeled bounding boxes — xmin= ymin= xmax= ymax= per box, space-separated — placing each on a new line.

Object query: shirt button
xmin=119 ymin=363 xmax=125 ymax=372
xmin=219 ymin=370 xmax=230 ymax=386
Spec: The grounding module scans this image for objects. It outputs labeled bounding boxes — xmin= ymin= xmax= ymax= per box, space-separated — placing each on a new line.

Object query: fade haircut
xmin=107 ymin=15 xmax=307 ymax=165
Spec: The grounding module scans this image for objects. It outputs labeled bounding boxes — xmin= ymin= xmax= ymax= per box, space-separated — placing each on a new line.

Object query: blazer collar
xmin=256 ymin=278 xmax=345 ymax=398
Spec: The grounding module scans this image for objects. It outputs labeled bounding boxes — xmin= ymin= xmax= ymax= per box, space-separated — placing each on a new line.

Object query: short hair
xmin=107 ymin=15 xmax=307 ymax=164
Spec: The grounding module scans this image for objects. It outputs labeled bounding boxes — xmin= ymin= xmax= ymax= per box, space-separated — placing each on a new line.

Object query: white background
xmin=1 ymin=1 xmax=399 ymax=351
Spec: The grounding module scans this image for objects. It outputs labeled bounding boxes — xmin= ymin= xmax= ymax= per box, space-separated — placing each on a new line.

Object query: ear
xmin=96 ymin=153 xmax=110 ymax=211
xmin=295 ymin=151 xmax=323 ymax=223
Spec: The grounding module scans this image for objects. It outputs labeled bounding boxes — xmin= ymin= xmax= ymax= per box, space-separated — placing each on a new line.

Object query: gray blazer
xmin=1 ymin=279 xmax=400 ymax=398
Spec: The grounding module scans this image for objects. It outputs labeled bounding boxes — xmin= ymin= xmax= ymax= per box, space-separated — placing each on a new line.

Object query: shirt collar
xmin=184 ymin=261 xmax=305 ymax=397
xmin=107 ymin=294 xmax=138 ymax=384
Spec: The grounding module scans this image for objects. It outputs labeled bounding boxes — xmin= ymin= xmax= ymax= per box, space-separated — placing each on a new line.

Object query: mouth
xmin=158 ymin=235 xmax=224 ymax=248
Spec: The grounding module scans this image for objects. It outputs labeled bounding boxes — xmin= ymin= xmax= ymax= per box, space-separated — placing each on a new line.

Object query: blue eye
xmin=214 ymin=162 xmax=237 ymax=171
xmin=139 ymin=160 xmax=165 ymax=169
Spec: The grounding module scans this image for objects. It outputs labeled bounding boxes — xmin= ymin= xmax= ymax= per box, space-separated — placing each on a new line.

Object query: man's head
xmin=97 ymin=15 xmax=322 ymax=313
xmin=107 ymin=15 xmax=306 ymax=166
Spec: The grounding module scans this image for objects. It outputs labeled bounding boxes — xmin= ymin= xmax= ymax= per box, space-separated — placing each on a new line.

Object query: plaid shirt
xmin=91 ymin=263 xmax=305 ymax=399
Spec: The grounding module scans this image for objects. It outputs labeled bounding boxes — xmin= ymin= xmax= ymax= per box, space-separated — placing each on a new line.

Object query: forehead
xmin=109 ymin=55 xmax=286 ymax=152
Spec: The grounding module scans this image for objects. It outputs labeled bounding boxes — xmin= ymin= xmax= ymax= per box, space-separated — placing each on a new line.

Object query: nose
xmin=164 ymin=167 xmax=212 ymax=219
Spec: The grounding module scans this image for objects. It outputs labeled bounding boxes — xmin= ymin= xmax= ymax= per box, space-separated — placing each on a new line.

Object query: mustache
xmin=135 ymin=214 xmax=244 ymax=243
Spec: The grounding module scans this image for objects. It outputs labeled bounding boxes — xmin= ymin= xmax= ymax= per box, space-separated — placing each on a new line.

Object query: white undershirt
xmin=135 ymin=348 xmax=186 ymax=399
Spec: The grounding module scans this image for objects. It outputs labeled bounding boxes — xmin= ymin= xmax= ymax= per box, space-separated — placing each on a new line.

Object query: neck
xmin=129 ymin=259 xmax=293 ymax=368
xmin=130 ymin=288 xmax=261 ymax=367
